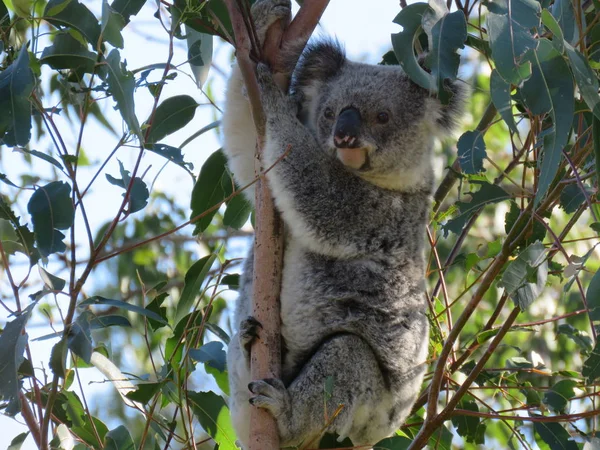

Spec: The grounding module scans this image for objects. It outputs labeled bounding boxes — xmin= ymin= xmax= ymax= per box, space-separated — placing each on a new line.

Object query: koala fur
xmin=222 ymin=1 xmax=465 ymax=448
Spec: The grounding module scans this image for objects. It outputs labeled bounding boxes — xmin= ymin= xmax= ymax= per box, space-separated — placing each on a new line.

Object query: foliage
xmin=0 ymin=0 xmax=599 ymax=449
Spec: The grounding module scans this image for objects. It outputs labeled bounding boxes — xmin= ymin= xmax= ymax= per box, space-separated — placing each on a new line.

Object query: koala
xmin=222 ymin=1 xmax=464 ymax=448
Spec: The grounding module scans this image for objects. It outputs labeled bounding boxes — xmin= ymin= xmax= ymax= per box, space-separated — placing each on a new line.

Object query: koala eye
xmin=377 ymin=112 xmax=390 ymax=124
xmin=324 ymin=108 xmax=335 ymax=120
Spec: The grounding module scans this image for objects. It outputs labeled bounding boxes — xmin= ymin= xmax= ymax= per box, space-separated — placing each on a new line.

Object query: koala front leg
xmin=248 ymin=334 xmax=395 ymax=448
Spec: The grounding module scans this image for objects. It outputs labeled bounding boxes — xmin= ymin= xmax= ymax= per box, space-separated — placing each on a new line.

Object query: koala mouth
xmin=335 ymin=146 xmax=371 ymax=170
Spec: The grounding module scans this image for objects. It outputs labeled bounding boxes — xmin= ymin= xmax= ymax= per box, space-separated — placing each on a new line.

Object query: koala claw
xmin=248 ymin=378 xmax=290 ymax=418
xmin=239 ymin=316 xmax=262 ymax=353
xmin=251 ymin=0 xmax=292 ymax=46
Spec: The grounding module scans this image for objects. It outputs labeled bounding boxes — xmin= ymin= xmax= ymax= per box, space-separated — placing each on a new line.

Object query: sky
xmin=0 ymin=0 xmax=404 ymax=447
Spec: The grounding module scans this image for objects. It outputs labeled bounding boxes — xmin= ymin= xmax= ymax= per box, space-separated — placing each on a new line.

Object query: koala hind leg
xmin=249 ymin=334 xmax=397 ymax=448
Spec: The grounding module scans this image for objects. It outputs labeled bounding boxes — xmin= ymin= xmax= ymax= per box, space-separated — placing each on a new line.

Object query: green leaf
xmin=175 ymin=254 xmax=217 ymax=323
xmin=490 ymin=69 xmax=519 ymax=134
xmin=504 ymin=201 xmax=547 ymax=247
xmin=0 ymin=305 xmax=32 ymax=416
xmin=111 ymin=0 xmax=146 ymax=23
xmin=442 ymin=182 xmax=511 ymax=236
xmin=101 ymin=0 xmax=126 ymax=48
xmin=559 ymin=184 xmax=588 ymax=214
xmin=0 ymin=1 xmax=9 ymax=34
xmin=583 ymin=339 xmax=600 ymax=381
xmin=7 ymin=432 xmax=29 ymax=450
xmin=104 ymin=425 xmax=135 ymax=450
xmin=14 ymin=148 xmax=64 ymax=171
xmin=189 ymin=341 xmax=226 ymax=372
xmin=190 ymin=150 xmax=233 ymax=234
xmin=391 ymin=3 xmax=434 ymax=91
xmin=40 ymin=31 xmax=97 ymax=74
xmin=186 ymin=27 xmax=213 ymax=88
xmin=0 ymin=45 xmax=35 ymax=147
xmin=125 ymin=382 xmax=162 ymax=404
xmin=457 ymin=130 xmax=486 ymax=174
xmin=223 ymin=192 xmax=252 ymax=229
xmin=27 ymin=181 xmax=75 ymax=257
xmin=543 ymin=379 xmax=577 ymax=413
xmin=587 ymin=269 xmax=600 ymax=322
xmin=39 ymin=266 xmax=66 ymax=291
xmin=188 ymin=391 xmax=238 ymax=450
xmin=374 ymin=435 xmax=411 ymax=450
xmin=145 ymin=95 xmax=198 ymax=144
xmin=106 ymin=49 xmax=141 ymax=139
xmin=145 ymin=144 xmax=195 ymax=177
xmin=519 ymin=39 xmax=574 ymax=206
xmin=541 ymin=9 xmax=564 ymax=53
xmin=79 ymin=296 xmax=168 ymax=324
xmin=451 ymin=396 xmax=486 ymax=444
xmin=68 ymin=312 xmax=93 ymax=364
xmin=534 ymin=422 xmax=578 ymax=450
xmin=427 ymin=423 xmax=453 ymax=450
xmin=551 ymin=0 xmax=580 ymax=45
xmin=44 ymin=0 xmax=101 ymax=46
xmin=565 ymin=43 xmax=600 ymax=120
xmin=0 ymin=195 xmax=38 ymax=265
xmin=89 ymin=315 xmax=132 ymax=329
xmin=49 ymin=338 xmax=68 ymax=378
xmin=426 ymin=10 xmax=467 ymax=104
xmin=105 ymin=160 xmax=149 ymax=213
xmin=499 ymin=241 xmax=548 ymax=310
xmin=557 ymin=323 xmax=593 ymax=352
xmin=145 ymin=292 xmax=168 ymax=331
xmin=486 ymin=0 xmax=540 ymax=84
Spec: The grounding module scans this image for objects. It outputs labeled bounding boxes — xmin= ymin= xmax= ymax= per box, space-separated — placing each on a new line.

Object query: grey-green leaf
xmin=0 ymin=305 xmax=33 ymax=416
xmin=519 ymin=40 xmax=574 ymax=206
xmin=565 ymin=43 xmax=600 ymax=120
xmin=499 ymin=241 xmax=548 ymax=310
xmin=587 ymin=269 xmax=600 ymax=322
xmin=490 ymin=69 xmax=519 ymax=134
xmin=68 ymin=312 xmax=93 ymax=363
xmin=79 ymin=296 xmax=167 ymax=324
xmin=44 ymin=0 xmax=101 ymax=47
xmin=0 ymin=46 xmax=35 ymax=147
xmin=101 ymin=0 xmax=126 ymax=48
xmin=223 ymin=193 xmax=252 ymax=229
xmin=105 ymin=160 xmax=149 ymax=214
xmin=426 ymin=10 xmax=467 ymax=104
xmin=40 ymin=31 xmax=97 ymax=74
xmin=188 ymin=391 xmax=237 ymax=450
xmin=486 ymin=0 xmax=540 ymax=84
xmin=391 ymin=3 xmax=434 ymax=91
xmin=534 ymin=422 xmax=578 ymax=450
xmin=583 ymin=339 xmax=600 ymax=382
xmin=175 ymin=254 xmax=217 ymax=323
xmin=543 ymin=379 xmax=577 ymax=413
xmin=111 ymin=0 xmax=147 ymax=23
xmin=106 ymin=49 xmax=141 ymax=139
xmin=457 ymin=130 xmax=486 ymax=174
xmin=145 ymin=95 xmax=198 ymax=144
xmin=104 ymin=425 xmax=135 ymax=450
xmin=190 ymin=150 xmax=233 ymax=234
xmin=186 ymin=27 xmax=213 ymax=88
xmin=189 ymin=341 xmax=226 ymax=372
xmin=551 ymin=0 xmax=580 ymax=45
xmin=27 ymin=181 xmax=75 ymax=257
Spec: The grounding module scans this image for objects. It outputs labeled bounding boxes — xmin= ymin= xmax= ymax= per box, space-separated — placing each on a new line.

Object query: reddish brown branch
xmin=222 ymin=1 xmax=329 ymax=449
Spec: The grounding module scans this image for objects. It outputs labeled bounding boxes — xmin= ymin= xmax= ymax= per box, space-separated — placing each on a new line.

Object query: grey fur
xmin=223 ymin=1 xmax=464 ymax=447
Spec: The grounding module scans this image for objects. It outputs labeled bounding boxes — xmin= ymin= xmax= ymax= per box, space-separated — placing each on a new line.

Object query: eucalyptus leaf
xmin=40 ymin=32 xmax=97 ymax=74
xmin=188 ymin=391 xmax=237 ymax=450
xmin=27 ymin=181 xmax=75 ymax=257
xmin=486 ymin=0 xmax=540 ymax=84
xmin=391 ymin=3 xmax=434 ymax=91
xmin=457 ymin=130 xmax=486 ymax=174
xmin=106 ymin=49 xmax=141 ymax=139
xmin=145 ymin=95 xmax=198 ymax=144
xmin=44 ymin=0 xmax=101 ymax=46
xmin=0 ymin=46 xmax=35 ymax=147
xmin=175 ymin=254 xmax=217 ymax=323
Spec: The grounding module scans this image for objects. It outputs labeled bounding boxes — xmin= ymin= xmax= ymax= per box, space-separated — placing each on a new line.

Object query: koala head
xmin=290 ymin=40 xmax=465 ymax=192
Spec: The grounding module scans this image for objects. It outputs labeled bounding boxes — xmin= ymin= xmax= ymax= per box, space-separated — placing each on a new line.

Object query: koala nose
xmin=334 ymin=107 xmax=361 ymax=148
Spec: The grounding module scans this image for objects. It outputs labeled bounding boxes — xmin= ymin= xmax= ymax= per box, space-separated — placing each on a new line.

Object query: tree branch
xmin=222 ymin=1 xmax=329 ymax=449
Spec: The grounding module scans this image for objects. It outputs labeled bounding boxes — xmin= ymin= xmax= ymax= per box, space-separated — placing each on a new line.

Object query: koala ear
xmin=289 ymin=39 xmax=346 ymax=92
xmin=436 ymin=80 xmax=468 ymax=135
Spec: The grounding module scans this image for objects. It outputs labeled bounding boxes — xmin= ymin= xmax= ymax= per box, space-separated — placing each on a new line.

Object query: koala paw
xmin=251 ymin=0 xmax=292 ymax=47
xmin=239 ymin=316 xmax=262 ymax=355
xmin=248 ymin=378 xmax=291 ymax=418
